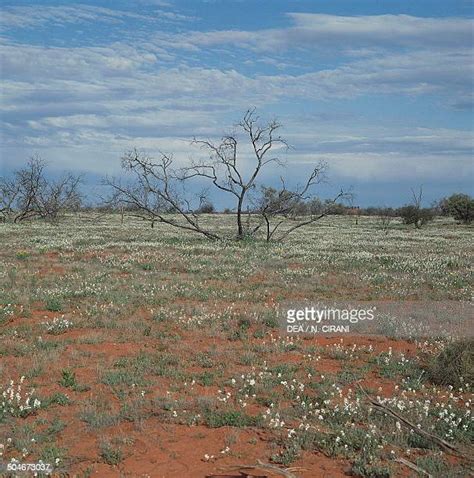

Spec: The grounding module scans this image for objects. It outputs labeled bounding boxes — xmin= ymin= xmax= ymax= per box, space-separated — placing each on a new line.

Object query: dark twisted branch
xmin=104 ymin=149 xmax=220 ymax=239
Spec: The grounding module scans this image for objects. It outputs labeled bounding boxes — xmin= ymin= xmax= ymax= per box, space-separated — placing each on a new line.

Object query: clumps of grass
xmin=152 ymin=311 xmax=167 ymax=323
xmin=227 ymin=328 xmax=247 ymax=341
xmin=58 ymin=369 xmax=89 ymax=392
xmin=16 ymin=251 xmax=30 ymax=260
xmin=45 ymin=298 xmax=63 ymax=312
xmin=198 ymin=371 xmax=216 ymax=386
xmin=80 ymin=397 xmax=120 ymax=429
xmin=261 ymin=312 xmax=278 ymax=329
xmin=119 ymin=395 xmax=149 ymax=424
xmin=205 ymin=409 xmax=262 ymax=428
xmin=42 ymin=316 xmax=72 ymax=334
xmin=43 ymin=392 xmax=71 ymax=407
xmin=426 ymin=339 xmax=473 ymax=389
xmin=59 ymin=370 xmax=77 ymax=388
xmin=351 ymin=457 xmax=391 ymax=478
xmin=102 ymin=368 xmax=147 ymax=388
xmin=39 ymin=444 xmax=67 ymax=468
xmin=195 ymin=351 xmax=215 ymax=369
xmin=103 ymin=352 xmax=182 ymax=388
xmin=371 ymin=348 xmax=424 ymax=385
xmin=0 ymin=304 xmax=15 ymax=326
xmin=271 ymin=442 xmax=300 ymax=466
xmin=415 ymin=455 xmax=467 ymax=477
xmin=99 ymin=439 xmax=123 ymax=465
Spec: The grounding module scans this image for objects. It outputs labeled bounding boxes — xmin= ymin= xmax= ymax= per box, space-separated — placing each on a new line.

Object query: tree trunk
xmin=237 ymin=194 xmax=244 ymax=238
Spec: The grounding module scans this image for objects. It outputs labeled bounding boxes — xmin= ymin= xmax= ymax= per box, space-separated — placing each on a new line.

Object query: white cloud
xmin=0 ymin=8 xmax=471 ymax=192
xmin=153 ymin=13 xmax=473 ymax=52
xmin=0 ymin=5 xmax=149 ymax=29
xmin=285 ymin=13 xmax=472 ymax=49
xmin=0 ymin=42 xmax=159 ymax=80
xmin=321 ymin=152 xmax=473 ymax=182
xmin=278 ymin=48 xmax=473 ymax=100
xmin=0 ymin=4 xmax=193 ymax=31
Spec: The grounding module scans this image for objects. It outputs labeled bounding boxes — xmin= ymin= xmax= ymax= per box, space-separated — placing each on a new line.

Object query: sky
xmin=1 ymin=0 xmax=473 ymax=207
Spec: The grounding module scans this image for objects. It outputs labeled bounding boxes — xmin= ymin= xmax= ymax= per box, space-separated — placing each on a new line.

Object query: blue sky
xmin=1 ymin=0 xmax=473 ymax=206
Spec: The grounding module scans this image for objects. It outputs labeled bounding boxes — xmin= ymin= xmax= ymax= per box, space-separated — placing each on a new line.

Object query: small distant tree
xmin=196 ymin=201 xmax=215 ymax=214
xmin=324 ymin=200 xmax=346 ymax=215
xmin=399 ymin=187 xmax=434 ymax=229
xmin=0 ymin=156 xmax=82 ymax=223
xmin=440 ymin=193 xmax=474 ymax=224
xmin=307 ymin=197 xmax=323 ymax=215
xmin=377 ymin=208 xmax=395 ymax=235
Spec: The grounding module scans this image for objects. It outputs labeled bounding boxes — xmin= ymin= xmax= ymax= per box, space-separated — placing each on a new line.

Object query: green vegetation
xmin=0 ymin=214 xmax=472 ymax=475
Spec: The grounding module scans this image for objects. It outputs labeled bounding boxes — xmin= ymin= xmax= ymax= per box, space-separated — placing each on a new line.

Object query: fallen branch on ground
xmin=395 ymin=457 xmax=433 ymax=477
xmin=357 ymin=384 xmax=472 ymax=460
xmin=220 ymin=459 xmax=305 ymax=478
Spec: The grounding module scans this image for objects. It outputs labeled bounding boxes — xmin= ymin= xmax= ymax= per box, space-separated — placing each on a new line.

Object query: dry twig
xmin=220 ymin=459 xmax=306 ymax=478
xmin=357 ymin=384 xmax=472 ymax=460
xmin=395 ymin=457 xmax=433 ymax=477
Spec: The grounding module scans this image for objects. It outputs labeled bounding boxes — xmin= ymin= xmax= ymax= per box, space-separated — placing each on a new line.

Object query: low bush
xmin=426 ymin=339 xmax=473 ymax=389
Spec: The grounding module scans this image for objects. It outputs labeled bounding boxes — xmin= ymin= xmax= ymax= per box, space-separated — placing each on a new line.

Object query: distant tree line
xmin=1 ymin=109 xmax=472 ymax=238
xmin=1 ymin=157 xmax=471 ymax=233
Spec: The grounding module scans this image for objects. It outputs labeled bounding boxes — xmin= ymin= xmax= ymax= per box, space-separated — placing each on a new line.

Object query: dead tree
xmin=399 ymin=186 xmax=434 ymax=229
xmin=104 ymin=149 xmax=219 ymax=239
xmin=0 ymin=156 xmax=82 ymax=223
xmin=0 ymin=177 xmax=21 ymax=222
xmin=109 ymin=109 xmax=347 ymax=242
xmin=181 ymin=108 xmax=288 ymax=239
xmin=378 ymin=208 xmax=394 ymax=234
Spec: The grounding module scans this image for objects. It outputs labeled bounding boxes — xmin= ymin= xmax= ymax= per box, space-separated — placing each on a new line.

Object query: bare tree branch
xmin=183 ymin=108 xmax=289 ymax=238
xmin=104 ymin=149 xmax=220 ymax=239
xmin=0 ymin=156 xmax=82 ymax=223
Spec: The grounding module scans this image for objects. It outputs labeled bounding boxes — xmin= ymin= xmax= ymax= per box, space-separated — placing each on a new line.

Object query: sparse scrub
xmin=426 ymin=339 xmax=473 ymax=389
xmin=99 ymin=439 xmax=123 ymax=465
xmin=0 ymin=213 xmax=472 ymax=475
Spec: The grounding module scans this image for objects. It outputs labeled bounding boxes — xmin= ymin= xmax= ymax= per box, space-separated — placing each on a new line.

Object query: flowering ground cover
xmin=0 ymin=214 xmax=472 ymax=477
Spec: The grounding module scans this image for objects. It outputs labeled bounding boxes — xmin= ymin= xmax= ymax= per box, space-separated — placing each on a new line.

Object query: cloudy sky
xmin=1 ymin=0 xmax=473 ymax=206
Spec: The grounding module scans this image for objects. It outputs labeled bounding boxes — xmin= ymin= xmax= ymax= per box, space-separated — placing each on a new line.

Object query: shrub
xmin=426 ymin=339 xmax=473 ymax=389
xmin=351 ymin=457 xmax=391 ymax=478
xmin=325 ymin=201 xmax=346 ymax=215
xmin=45 ymin=298 xmax=63 ymax=312
xmin=399 ymin=205 xmax=434 ymax=228
xmin=196 ymin=201 xmax=215 ymax=214
xmin=99 ymin=440 xmax=123 ymax=465
xmin=59 ymin=369 xmax=77 ymax=388
xmin=441 ymin=193 xmax=474 ymax=224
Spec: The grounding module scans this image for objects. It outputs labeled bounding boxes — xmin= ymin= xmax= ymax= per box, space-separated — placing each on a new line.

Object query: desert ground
xmin=0 ymin=214 xmax=472 ymax=477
